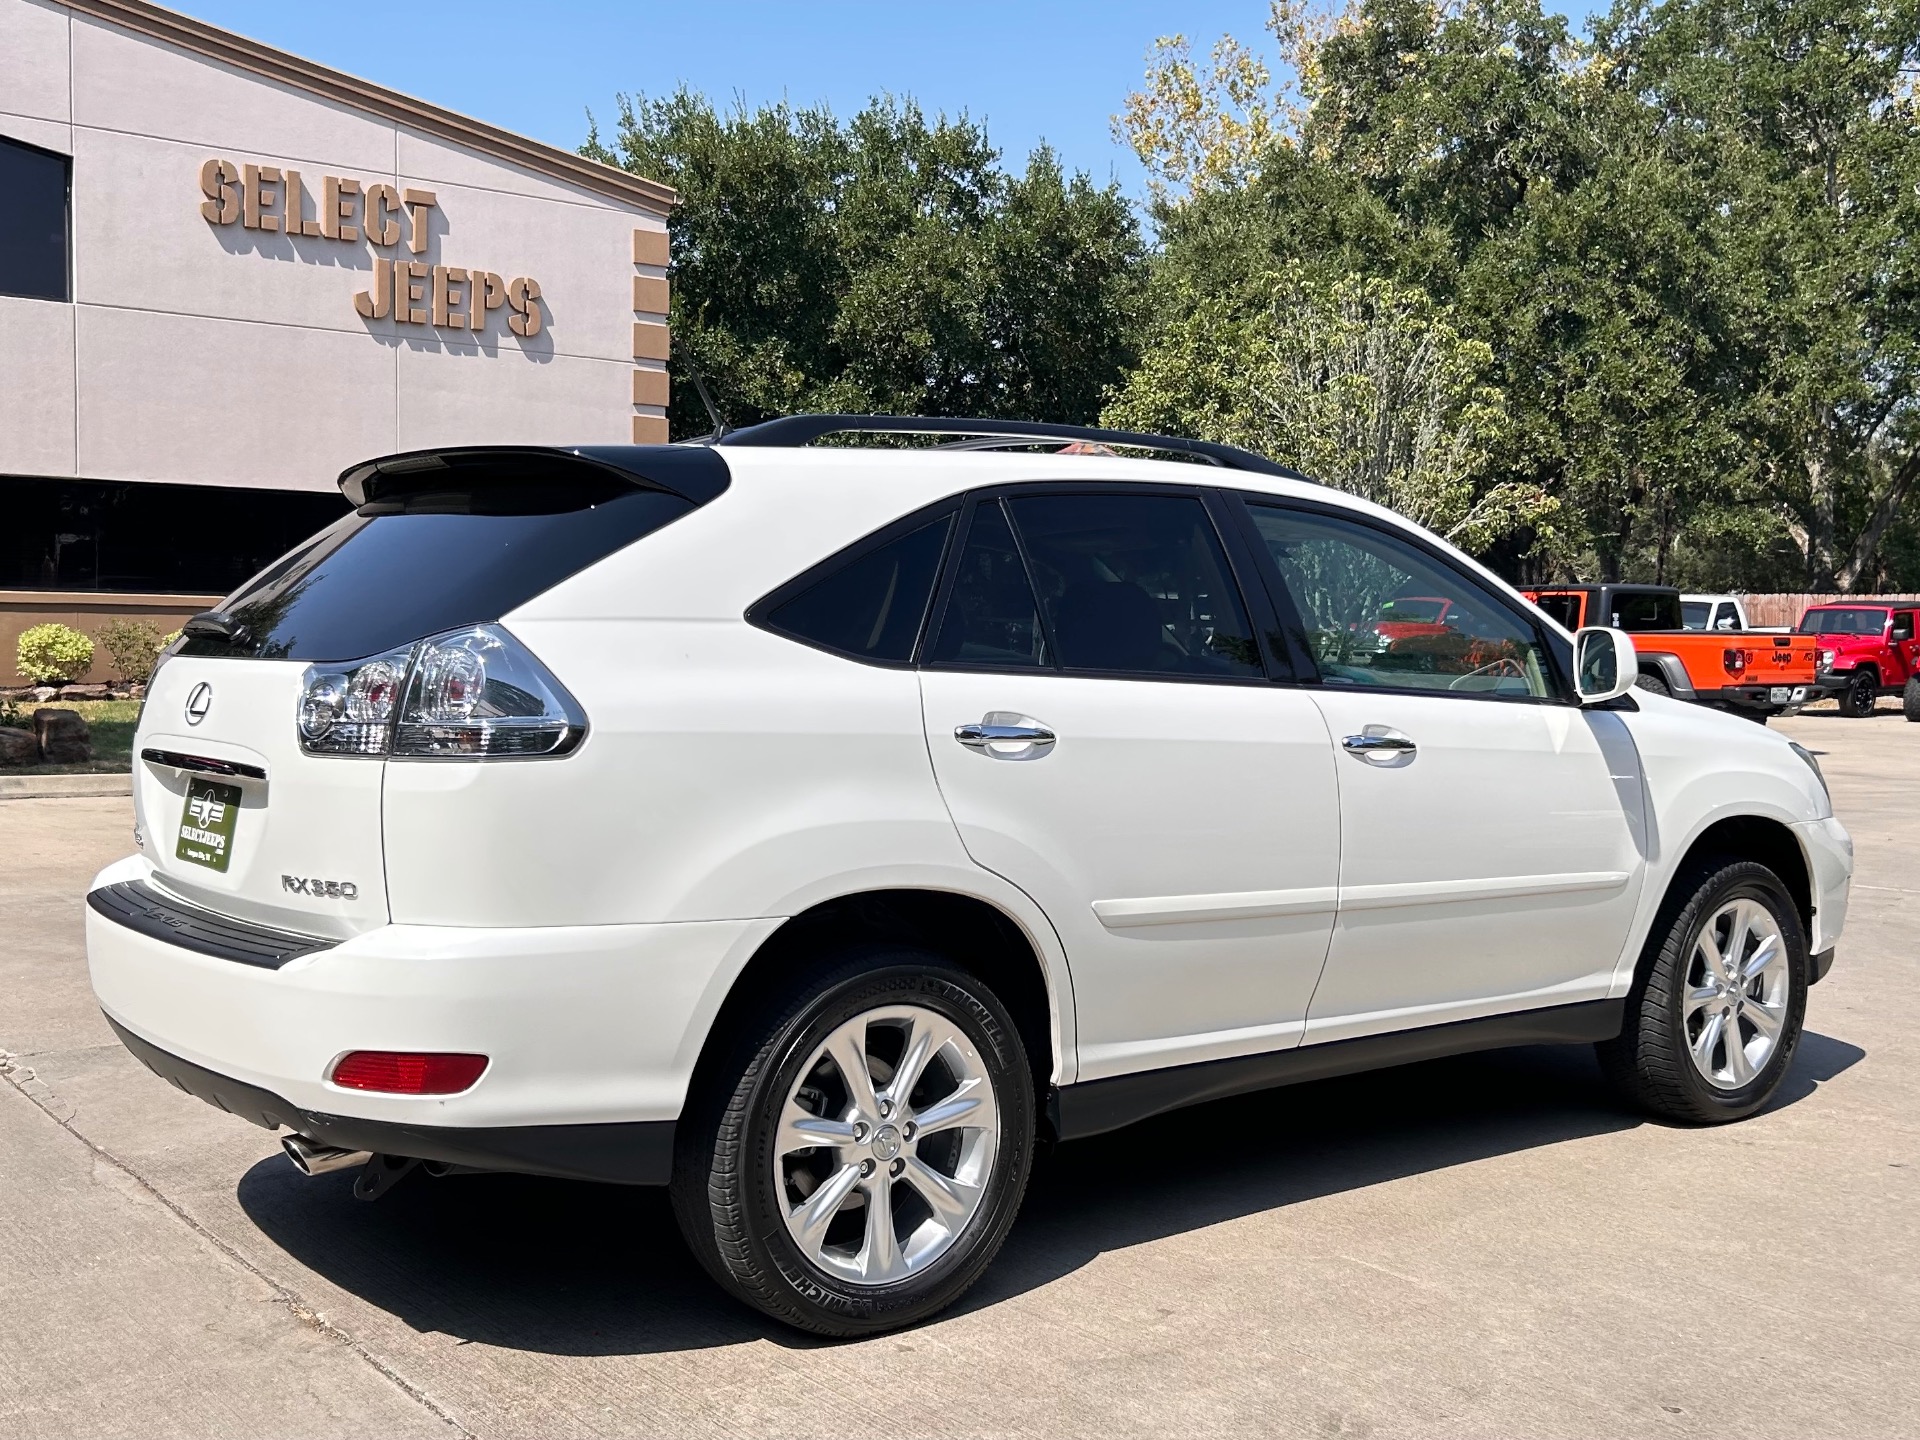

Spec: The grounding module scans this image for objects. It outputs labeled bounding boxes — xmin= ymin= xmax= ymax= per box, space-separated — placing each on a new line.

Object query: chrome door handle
xmin=1342 ymin=727 xmax=1417 ymax=764
xmin=955 ymin=714 xmax=1056 ymax=759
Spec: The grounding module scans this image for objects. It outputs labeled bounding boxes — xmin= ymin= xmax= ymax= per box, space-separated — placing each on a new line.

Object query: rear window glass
xmin=182 ymin=468 xmax=702 ymax=662
xmin=1531 ymin=593 xmax=1583 ymax=629
xmin=1680 ymin=602 xmax=1710 ymax=629
xmin=1608 ymin=591 xmax=1681 ymax=631
xmin=760 ymin=515 xmax=953 ymax=664
xmin=1800 ymin=607 xmax=1888 ymax=635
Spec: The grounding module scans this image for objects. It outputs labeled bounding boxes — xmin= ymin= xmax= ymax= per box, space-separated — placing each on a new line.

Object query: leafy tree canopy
xmin=585 ymin=91 xmax=1145 ymax=437
xmin=1117 ymin=0 xmax=1920 ymax=590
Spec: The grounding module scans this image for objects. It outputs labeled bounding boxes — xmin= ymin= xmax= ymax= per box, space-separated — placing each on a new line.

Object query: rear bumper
xmin=107 ymin=1016 xmax=675 ymax=1183
xmin=86 ymin=853 xmax=778 ymax=1138
xmin=1707 ymin=683 xmax=1811 ymax=713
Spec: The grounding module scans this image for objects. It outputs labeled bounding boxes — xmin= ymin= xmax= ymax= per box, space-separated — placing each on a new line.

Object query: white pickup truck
xmin=1682 ymin=594 xmax=1755 ymax=631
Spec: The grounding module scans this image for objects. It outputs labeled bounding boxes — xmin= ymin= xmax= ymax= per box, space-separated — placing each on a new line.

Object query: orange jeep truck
xmin=1523 ymin=584 xmax=1816 ymax=722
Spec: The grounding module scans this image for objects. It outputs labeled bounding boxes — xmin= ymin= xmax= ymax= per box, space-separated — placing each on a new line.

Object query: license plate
xmin=176 ymin=777 xmax=243 ymax=872
xmin=1770 ymin=686 xmax=1792 ymax=704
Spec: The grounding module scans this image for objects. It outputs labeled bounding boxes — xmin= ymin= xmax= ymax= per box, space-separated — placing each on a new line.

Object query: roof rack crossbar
xmin=711 ymin=415 xmax=1309 ymax=482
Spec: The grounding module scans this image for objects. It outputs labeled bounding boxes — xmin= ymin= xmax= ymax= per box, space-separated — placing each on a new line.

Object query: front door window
xmin=1247 ymin=506 xmax=1554 ymax=699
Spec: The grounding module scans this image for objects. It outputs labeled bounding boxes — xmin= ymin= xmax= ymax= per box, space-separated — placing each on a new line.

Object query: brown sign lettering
xmin=199 ymin=157 xmax=543 ymax=335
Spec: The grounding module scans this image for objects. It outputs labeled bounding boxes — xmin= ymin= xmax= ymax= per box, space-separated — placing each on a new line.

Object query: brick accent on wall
xmin=631 ymin=226 xmax=670 ymax=444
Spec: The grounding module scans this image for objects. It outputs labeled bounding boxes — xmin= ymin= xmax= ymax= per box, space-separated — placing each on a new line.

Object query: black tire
xmin=1632 ymin=670 xmax=1671 ymax=697
xmin=1597 ymin=859 xmax=1808 ymax=1124
xmin=1841 ymin=669 xmax=1878 ymax=717
xmin=671 ymin=948 xmax=1035 ymax=1337
xmin=1904 ymin=675 xmax=1920 ymax=722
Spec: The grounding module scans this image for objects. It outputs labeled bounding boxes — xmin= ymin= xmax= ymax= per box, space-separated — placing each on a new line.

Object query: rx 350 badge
xmin=282 ymin=874 xmax=359 ymax=900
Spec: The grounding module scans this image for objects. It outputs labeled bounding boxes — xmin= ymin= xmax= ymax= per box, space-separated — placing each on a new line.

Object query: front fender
xmin=1609 ymin=697 xmax=1832 ymax=990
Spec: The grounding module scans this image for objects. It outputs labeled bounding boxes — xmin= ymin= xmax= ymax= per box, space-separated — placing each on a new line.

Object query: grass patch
xmin=1 ymin=697 xmax=140 ymax=773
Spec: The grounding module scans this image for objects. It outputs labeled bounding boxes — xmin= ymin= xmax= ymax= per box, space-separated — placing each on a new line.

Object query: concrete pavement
xmin=2 ymin=711 xmax=1916 ymax=1438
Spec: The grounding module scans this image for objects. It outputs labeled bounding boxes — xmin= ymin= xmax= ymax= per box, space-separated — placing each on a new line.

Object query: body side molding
xmin=1339 ymin=872 xmax=1630 ymax=912
xmin=1091 ymin=886 xmax=1339 ymax=928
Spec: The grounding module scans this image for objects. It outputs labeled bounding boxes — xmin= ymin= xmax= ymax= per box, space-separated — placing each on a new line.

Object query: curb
xmin=0 ymin=773 xmax=133 ymax=800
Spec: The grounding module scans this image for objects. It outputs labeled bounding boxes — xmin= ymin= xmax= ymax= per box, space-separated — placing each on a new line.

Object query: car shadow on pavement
xmin=234 ymin=1030 xmax=1863 ymax=1356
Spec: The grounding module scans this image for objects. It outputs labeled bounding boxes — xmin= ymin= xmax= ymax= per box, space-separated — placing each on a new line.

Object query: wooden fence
xmin=1735 ymin=593 xmax=1920 ymax=628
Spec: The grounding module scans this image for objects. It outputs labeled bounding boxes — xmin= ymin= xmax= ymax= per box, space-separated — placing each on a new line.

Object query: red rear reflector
xmin=330 ymin=1051 xmax=488 ymax=1094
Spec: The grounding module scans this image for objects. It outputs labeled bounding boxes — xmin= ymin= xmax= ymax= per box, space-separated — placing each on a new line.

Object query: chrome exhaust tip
xmin=282 ymin=1133 xmax=372 ymax=1176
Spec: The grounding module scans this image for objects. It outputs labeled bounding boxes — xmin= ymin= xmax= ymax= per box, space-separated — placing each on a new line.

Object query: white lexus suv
xmin=87 ymin=416 xmax=1853 ymax=1336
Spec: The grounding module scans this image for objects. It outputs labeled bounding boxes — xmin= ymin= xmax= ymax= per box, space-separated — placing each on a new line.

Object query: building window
xmin=0 ymin=134 xmax=71 ymax=302
xmin=0 ymin=477 xmax=349 ymax=594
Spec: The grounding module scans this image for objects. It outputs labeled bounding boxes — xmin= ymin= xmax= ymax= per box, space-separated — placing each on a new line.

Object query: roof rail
xmin=712 ymin=414 xmax=1310 ymax=482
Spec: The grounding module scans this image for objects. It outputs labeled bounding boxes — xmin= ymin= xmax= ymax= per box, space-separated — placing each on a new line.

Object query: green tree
xmin=1107 ymin=268 xmax=1551 ymax=549
xmin=584 ymin=91 xmax=1144 ymax=437
xmin=1601 ymin=0 xmax=1920 ymax=589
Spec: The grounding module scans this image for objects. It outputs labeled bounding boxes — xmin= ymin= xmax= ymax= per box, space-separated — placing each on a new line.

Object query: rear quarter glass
xmin=181 ymin=454 xmax=723 ymax=663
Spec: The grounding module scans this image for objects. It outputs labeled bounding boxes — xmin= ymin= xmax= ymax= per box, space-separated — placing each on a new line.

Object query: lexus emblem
xmin=184 ymin=682 xmax=213 ymax=726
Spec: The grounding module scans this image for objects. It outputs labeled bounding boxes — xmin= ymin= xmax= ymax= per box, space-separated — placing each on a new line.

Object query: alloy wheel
xmin=1682 ymin=898 xmax=1791 ymax=1089
xmin=772 ymin=1004 xmax=1000 ymax=1286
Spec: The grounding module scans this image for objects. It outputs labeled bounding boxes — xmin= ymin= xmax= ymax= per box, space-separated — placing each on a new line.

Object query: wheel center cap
xmin=870 ymin=1124 xmax=902 ymax=1161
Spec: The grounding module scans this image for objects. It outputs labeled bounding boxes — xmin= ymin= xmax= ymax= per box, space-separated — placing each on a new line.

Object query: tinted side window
xmin=1006 ymin=493 xmax=1262 ymax=678
xmin=1249 ymin=504 xmax=1554 ymax=699
xmin=0 ymin=135 xmax=70 ymax=302
xmin=760 ymin=515 xmax=953 ymax=664
xmin=928 ymin=501 xmax=1049 ymax=668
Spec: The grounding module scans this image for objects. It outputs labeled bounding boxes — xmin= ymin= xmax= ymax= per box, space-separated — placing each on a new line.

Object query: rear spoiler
xmin=337 ymin=444 xmax=730 ymax=509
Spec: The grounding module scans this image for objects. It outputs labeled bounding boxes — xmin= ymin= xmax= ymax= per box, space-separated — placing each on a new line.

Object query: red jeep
xmin=1799 ymin=602 xmax=1920 ymax=719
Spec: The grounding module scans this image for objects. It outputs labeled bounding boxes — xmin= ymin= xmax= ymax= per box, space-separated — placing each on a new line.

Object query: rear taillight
xmin=330 ymin=1051 xmax=489 ymax=1094
xmin=1723 ymin=647 xmax=1748 ymax=675
xmin=297 ymin=624 xmax=584 ymax=759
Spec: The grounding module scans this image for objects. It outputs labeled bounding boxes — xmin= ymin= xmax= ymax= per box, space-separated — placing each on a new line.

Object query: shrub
xmin=97 ymin=617 xmax=166 ymax=682
xmin=17 ymin=623 xmax=95 ymax=685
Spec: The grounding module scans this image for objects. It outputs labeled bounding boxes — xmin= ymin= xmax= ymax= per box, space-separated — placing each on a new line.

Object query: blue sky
xmin=171 ymin=1 xmax=1603 ymax=198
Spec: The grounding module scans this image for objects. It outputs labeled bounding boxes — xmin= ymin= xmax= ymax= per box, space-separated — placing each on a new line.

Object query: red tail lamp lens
xmin=1724 ymin=647 xmax=1748 ymax=675
xmin=330 ymin=1051 xmax=488 ymax=1094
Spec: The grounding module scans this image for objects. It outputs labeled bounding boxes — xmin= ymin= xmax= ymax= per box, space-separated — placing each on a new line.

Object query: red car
xmin=1371 ymin=595 xmax=1457 ymax=642
xmin=1800 ymin=602 xmax=1920 ymax=718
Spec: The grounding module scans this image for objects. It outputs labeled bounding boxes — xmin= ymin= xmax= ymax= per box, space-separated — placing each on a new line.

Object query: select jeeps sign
xmin=198 ymin=158 xmax=545 ymax=336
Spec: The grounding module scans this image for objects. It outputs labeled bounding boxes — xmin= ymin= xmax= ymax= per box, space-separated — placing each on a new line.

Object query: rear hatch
xmin=136 ymin=657 xmax=389 ymax=939
xmin=132 ymin=445 xmax=729 ymax=937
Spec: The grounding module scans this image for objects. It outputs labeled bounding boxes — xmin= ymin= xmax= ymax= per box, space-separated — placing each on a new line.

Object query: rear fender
xmin=1638 ymin=652 xmax=1696 ymax=698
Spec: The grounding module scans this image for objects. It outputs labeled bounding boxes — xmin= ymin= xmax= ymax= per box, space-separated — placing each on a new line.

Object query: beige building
xmin=0 ymin=0 xmax=673 ymax=682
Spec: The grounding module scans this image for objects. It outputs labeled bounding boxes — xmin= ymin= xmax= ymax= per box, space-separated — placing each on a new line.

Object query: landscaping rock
xmin=33 ymin=708 xmax=93 ymax=764
xmin=58 ymin=683 xmax=113 ymax=701
xmin=27 ymin=686 xmax=59 ymax=703
xmin=0 ymin=727 xmax=38 ymax=766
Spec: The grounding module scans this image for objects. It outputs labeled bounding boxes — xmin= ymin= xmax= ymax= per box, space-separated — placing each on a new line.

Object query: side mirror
xmin=1574 ymin=626 xmax=1638 ymax=704
xmin=1893 ymin=622 xmax=1913 ymax=643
